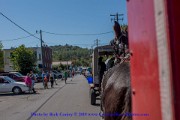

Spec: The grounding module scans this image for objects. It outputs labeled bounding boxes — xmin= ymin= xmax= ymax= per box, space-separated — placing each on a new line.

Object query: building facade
xmin=3 ymin=46 xmax=52 ymax=72
xmin=42 ymin=46 xmax=52 ymax=72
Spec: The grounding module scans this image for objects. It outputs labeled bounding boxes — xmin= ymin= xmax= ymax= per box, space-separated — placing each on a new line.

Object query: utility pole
xmin=36 ymin=30 xmax=44 ymax=71
xmin=95 ymin=39 xmax=100 ymax=47
xmin=40 ymin=30 xmax=44 ymax=71
xmin=110 ymin=12 xmax=124 ymax=22
xmin=91 ymin=45 xmax=94 ymax=54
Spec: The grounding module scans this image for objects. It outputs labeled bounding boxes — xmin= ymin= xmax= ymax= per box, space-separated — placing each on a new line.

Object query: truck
xmin=90 ymin=45 xmax=114 ymax=105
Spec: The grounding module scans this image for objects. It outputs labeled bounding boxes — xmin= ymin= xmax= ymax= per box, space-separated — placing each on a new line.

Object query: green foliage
xmin=0 ymin=42 xmax=3 ymax=50
xmin=0 ymin=51 xmax=3 ymax=71
xmin=0 ymin=41 xmax=4 ymax=72
xmin=10 ymin=45 xmax=37 ymax=75
xmin=52 ymin=64 xmax=67 ymax=71
xmin=51 ymin=44 xmax=92 ymax=67
xmin=59 ymin=64 xmax=66 ymax=70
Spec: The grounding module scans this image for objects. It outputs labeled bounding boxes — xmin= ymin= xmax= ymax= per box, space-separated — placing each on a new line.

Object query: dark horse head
xmin=113 ymin=21 xmax=122 ymax=39
xmin=110 ymin=21 xmax=121 ymax=46
xmin=101 ymin=21 xmax=131 ymax=120
xmin=110 ymin=21 xmax=129 ymax=58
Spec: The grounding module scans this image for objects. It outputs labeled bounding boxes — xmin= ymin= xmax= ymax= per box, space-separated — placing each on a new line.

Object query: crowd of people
xmin=41 ymin=71 xmax=58 ymax=89
xmin=24 ymin=70 xmax=59 ymax=93
xmin=24 ymin=69 xmax=76 ymax=93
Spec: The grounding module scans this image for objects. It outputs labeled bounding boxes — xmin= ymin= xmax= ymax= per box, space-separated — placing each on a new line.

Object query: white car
xmin=0 ymin=76 xmax=29 ymax=94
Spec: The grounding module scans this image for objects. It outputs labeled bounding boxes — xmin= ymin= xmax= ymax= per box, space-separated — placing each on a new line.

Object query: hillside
xmin=50 ymin=44 xmax=92 ymax=66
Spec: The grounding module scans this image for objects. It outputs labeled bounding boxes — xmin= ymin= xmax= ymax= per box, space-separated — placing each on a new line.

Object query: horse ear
xmin=113 ymin=21 xmax=121 ymax=38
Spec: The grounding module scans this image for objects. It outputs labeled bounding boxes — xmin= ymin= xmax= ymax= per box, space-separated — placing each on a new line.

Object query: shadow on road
xmin=0 ymin=92 xmax=40 ymax=97
xmin=0 ymin=93 xmax=14 ymax=97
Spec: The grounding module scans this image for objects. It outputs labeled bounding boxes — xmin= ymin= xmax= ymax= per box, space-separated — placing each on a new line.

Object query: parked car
xmin=9 ymin=72 xmax=24 ymax=77
xmin=52 ymin=70 xmax=63 ymax=79
xmin=0 ymin=76 xmax=29 ymax=94
xmin=0 ymin=72 xmax=25 ymax=82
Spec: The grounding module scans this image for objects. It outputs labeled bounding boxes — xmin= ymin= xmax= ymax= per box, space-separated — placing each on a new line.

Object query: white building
xmin=3 ymin=47 xmax=52 ymax=72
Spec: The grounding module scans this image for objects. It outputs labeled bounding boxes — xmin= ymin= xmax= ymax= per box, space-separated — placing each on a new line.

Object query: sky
xmin=0 ymin=0 xmax=127 ymax=49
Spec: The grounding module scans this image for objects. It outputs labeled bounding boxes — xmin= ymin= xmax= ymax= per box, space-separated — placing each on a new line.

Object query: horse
xmin=100 ymin=20 xmax=131 ymax=120
xmin=101 ymin=62 xmax=131 ymax=120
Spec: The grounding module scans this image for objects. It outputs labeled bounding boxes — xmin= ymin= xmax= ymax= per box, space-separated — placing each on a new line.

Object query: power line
xmin=0 ymin=12 xmax=40 ymax=40
xmin=0 ymin=34 xmax=36 ymax=41
xmin=42 ymin=30 xmax=113 ymax=36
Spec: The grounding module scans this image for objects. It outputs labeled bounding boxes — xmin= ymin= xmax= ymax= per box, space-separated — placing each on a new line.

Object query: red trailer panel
xmin=126 ymin=0 xmax=180 ymax=119
xmin=127 ymin=0 xmax=162 ymax=120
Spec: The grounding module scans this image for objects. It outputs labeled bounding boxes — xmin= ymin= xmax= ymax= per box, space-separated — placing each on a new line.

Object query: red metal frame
xmin=127 ymin=0 xmax=162 ymax=120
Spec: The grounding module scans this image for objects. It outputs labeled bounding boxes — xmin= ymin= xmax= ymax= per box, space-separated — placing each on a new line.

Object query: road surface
xmin=0 ymin=75 xmax=101 ymax=120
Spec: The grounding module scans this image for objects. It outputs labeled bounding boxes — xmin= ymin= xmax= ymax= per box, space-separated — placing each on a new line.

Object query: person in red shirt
xmin=24 ymin=73 xmax=32 ymax=93
xmin=44 ymin=75 xmax=48 ymax=89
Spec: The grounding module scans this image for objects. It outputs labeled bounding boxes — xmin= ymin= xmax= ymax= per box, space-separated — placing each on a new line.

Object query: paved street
xmin=0 ymin=75 xmax=101 ymax=120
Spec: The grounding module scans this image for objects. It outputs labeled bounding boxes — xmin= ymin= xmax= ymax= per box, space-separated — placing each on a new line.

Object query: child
xmin=44 ymin=76 xmax=48 ymax=89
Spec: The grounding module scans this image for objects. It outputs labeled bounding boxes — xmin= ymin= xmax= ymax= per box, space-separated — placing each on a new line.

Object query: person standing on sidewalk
xmin=44 ymin=75 xmax=48 ymax=89
xmin=46 ymin=71 xmax=50 ymax=81
xmin=64 ymin=70 xmax=68 ymax=84
xmin=49 ymin=73 xmax=54 ymax=88
xmin=71 ymin=70 xmax=75 ymax=81
xmin=42 ymin=71 xmax=46 ymax=88
xmin=51 ymin=71 xmax=58 ymax=85
xmin=25 ymin=73 xmax=32 ymax=93
xmin=29 ymin=71 xmax=36 ymax=93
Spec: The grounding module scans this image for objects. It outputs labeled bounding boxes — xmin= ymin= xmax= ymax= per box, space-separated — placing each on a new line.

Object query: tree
xmin=50 ymin=44 xmax=91 ymax=62
xmin=0 ymin=41 xmax=3 ymax=72
xmin=10 ymin=45 xmax=37 ymax=75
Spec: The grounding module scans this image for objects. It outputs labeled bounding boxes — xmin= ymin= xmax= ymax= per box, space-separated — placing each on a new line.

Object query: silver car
xmin=0 ymin=76 xmax=29 ymax=94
